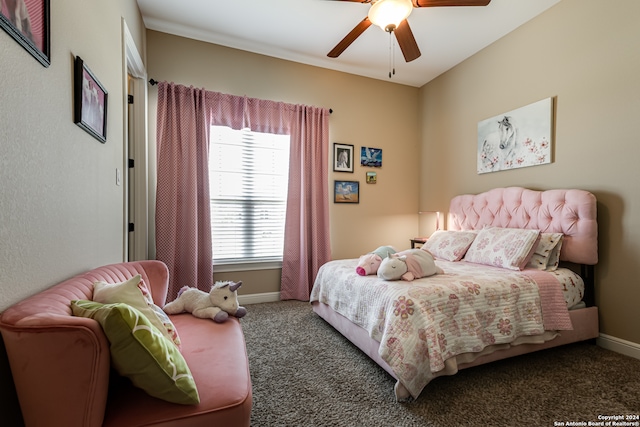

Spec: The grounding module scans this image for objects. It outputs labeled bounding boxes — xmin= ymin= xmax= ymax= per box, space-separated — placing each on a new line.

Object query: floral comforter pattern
xmin=310 ymin=259 xmax=573 ymax=399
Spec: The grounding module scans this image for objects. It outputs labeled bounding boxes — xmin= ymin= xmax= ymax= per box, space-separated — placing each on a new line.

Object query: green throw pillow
xmin=71 ymin=300 xmax=199 ymax=405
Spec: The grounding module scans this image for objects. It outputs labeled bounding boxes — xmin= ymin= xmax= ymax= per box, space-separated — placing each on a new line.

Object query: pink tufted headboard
xmin=448 ymin=187 xmax=598 ymax=265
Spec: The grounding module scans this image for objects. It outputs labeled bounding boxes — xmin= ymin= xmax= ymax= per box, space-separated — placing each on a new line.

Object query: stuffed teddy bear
xmin=163 ymin=280 xmax=247 ymax=323
xmin=356 ymin=245 xmax=397 ymax=276
xmin=377 ymin=249 xmax=443 ymax=281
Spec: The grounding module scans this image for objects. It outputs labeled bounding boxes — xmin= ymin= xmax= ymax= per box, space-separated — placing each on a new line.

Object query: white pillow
xmin=463 ymin=226 xmax=541 ymax=270
xmin=93 ymin=275 xmax=181 ymax=349
xmin=422 ymin=230 xmax=477 ymax=262
xmin=527 ymin=233 xmax=563 ymax=271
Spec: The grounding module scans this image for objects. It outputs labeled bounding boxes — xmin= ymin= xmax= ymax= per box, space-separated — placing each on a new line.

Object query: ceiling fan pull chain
xmin=388 ymin=31 xmax=392 ymax=78
xmin=388 ymin=31 xmax=396 ymax=78
xmin=392 ymin=31 xmax=396 ymax=76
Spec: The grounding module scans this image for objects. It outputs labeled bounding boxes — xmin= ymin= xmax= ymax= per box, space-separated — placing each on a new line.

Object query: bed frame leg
xmin=581 ymin=264 xmax=596 ymax=307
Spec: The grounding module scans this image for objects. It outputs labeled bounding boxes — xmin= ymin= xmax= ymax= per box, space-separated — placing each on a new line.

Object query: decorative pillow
xmin=463 ymin=226 xmax=541 ymax=270
xmin=422 ymin=230 xmax=477 ymax=262
xmin=527 ymin=232 xmax=564 ymax=271
xmin=93 ymin=275 xmax=181 ymax=349
xmin=70 ymin=300 xmax=199 ymax=405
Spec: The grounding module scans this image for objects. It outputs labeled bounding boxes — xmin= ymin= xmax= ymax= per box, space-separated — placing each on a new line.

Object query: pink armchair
xmin=0 ymin=261 xmax=252 ymax=426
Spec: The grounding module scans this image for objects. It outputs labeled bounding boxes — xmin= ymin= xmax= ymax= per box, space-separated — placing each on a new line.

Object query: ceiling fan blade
xmin=413 ymin=0 xmax=491 ymax=7
xmin=394 ymin=19 xmax=421 ymax=62
xmin=327 ymin=17 xmax=373 ymax=58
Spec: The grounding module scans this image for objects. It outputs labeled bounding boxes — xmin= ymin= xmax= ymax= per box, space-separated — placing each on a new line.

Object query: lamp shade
xmin=368 ymin=0 xmax=413 ymax=32
xmin=418 ymin=211 xmax=441 ymax=231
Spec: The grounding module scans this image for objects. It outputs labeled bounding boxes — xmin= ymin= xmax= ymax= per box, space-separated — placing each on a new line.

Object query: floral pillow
xmin=93 ymin=275 xmax=181 ymax=349
xmin=527 ymin=232 xmax=564 ymax=271
xmin=463 ymin=226 xmax=541 ymax=270
xmin=422 ymin=230 xmax=477 ymax=262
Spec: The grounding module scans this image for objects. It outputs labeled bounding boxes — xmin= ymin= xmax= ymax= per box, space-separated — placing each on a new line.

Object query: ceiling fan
xmin=327 ymin=0 xmax=492 ymax=63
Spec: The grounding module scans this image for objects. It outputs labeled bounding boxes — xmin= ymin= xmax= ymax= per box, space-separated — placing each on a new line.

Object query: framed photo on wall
xmin=360 ymin=147 xmax=382 ymax=167
xmin=74 ymin=56 xmax=108 ymax=143
xmin=366 ymin=171 xmax=377 ymax=184
xmin=334 ymin=180 xmax=359 ymax=204
xmin=333 ymin=143 xmax=354 ymax=173
xmin=0 ymin=0 xmax=50 ymax=67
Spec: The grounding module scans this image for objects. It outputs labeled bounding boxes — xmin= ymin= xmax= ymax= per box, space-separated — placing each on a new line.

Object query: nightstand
xmin=410 ymin=237 xmax=428 ymax=249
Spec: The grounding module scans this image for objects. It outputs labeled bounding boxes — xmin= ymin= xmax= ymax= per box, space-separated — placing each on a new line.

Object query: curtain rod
xmin=148 ymin=78 xmax=332 ymax=114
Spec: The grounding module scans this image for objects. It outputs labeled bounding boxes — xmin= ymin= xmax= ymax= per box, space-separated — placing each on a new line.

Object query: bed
xmin=310 ymin=187 xmax=599 ymax=401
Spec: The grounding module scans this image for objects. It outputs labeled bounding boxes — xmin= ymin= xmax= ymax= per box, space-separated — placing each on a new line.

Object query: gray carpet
xmin=241 ymin=301 xmax=640 ymax=427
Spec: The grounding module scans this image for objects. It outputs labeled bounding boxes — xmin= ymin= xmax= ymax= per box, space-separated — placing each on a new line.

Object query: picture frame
xmin=74 ymin=56 xmax=108 ymax=143
xmin=334 ymin=180 xmax=359 ymax=204
xmin=333 ymin=143 xmax=354 ymax=173
xmin=366 ymin=171 xmax=377 ymax=184
xmin=360 ymin=147 xmax=382 ymax=168
xmin=0 ymin=0 xmax=50 ymax=67
xmin=477 ymin=97 xmax=553 ymax=174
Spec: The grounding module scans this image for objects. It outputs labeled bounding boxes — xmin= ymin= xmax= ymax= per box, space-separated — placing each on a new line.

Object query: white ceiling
xmin=136 ymin=0 xmax=561 ymax=88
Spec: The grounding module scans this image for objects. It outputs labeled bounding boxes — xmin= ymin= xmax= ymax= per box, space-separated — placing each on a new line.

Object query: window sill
xmin=212 ymin=260 xmax=282 ymax=273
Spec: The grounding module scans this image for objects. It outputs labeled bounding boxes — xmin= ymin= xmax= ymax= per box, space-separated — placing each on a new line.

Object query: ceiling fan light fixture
xmin=368 ymin=0 xmax=413 ymax=32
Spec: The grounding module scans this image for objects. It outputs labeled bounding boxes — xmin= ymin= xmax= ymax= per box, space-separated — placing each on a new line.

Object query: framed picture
xmin=366 ymin=171 xmax=377 ymax=184
xmin=477 ymin=97 xmax=553 ymax=174
xmin=334 ymin=181 xmax=359 ymax=204
xmin=0 ymin=0 xmax=50 ymax=67
xmin=74 ymin=56 xmax=108 ymax=143
xmin=333 ymin=143 xmax=354 ymax=173
xmin=360 ymin=147 xmax=382 ymax=167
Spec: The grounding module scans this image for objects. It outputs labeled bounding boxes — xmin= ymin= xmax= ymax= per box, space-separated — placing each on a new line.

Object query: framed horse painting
xmin=334 ymin=180 xmax=359 ymax=204
xmin=333 ymin=143 xmax=354 ymax=173
xmin=477 ymin=97 xmax=554 ymax=174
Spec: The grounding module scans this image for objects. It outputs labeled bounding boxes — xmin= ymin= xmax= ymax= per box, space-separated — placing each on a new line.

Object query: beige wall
xmin=0 ymin=1 xmax=146 ymax=422
xmin=145 ymin=30 xmax=421 ymax=296
xmin=0 ymin=2 xmax=145 ymax=308
xmin=419 ymin=0 xmax=640 ymax=345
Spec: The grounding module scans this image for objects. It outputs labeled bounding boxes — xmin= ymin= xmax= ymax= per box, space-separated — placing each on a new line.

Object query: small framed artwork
xmin=74 ymin=56 xmax=108 ymax=143
xmin=366 ymin=171 xmax=377 ymax=184
xmin=360 ymin=147 xmax=382 ymax=167
xmin=334 ymin=180 xmax=359 ymax=204
xmin=333 ymin=143 xmax=354 ymax=173
xmin=0 ymin=0 xmax=50 ymax=66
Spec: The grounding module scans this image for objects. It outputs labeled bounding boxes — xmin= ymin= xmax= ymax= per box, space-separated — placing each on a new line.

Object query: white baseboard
xmin=238 ymin=292 xmax=281 ymax=305
xmin=597 ymin=334 xmax=640 ymax=360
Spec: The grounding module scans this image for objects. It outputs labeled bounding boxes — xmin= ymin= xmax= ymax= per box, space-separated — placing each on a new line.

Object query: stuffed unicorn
xmin=356 ymin=245 xmax=397 ymax=276
xmin=163 ymin=280 xmax=247 ymax=323
xmin=377 ymin=249 xmax=443 ymax=281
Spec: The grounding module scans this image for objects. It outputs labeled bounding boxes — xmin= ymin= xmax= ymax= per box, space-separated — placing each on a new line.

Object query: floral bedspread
xmin=310 ymin=258 xmax=573 ymax=399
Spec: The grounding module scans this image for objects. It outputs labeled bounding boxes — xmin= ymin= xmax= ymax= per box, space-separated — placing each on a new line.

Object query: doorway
xmin=123 ymin=20 xmax=148 ymax=261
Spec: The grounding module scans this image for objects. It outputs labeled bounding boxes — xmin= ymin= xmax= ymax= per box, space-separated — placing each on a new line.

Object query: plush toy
xmin=356 ymin=245 xmax=397 ymax=276
xmin=163 ymin=280 xmax=247 ymax=323
xmin=377 ymin=249 xmax=443 ymax=281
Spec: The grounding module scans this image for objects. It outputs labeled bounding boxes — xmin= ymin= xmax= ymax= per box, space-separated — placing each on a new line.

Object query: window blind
xmin=209 ymin=126 xmax=290 ymax=264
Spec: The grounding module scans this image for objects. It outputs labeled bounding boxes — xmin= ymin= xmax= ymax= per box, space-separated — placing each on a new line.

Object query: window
xmin=209 ymin=126 xmax=290 ymax=268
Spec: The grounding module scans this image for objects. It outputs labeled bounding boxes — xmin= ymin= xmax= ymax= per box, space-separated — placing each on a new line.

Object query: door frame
xmin=122 ymin=19 xmax=149 ymax=261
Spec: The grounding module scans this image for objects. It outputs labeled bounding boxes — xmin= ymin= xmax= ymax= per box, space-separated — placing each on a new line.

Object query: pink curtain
xmin=280 ymin=106 xmax=332 ymax=300
xmin=155 ymin=83 xmax=213 ymax=301
xmin=155 ymin=82 xmax=331 ymax=301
